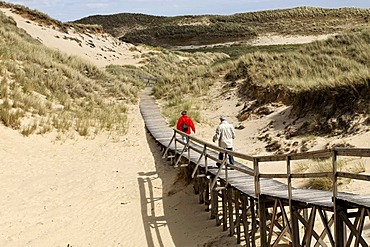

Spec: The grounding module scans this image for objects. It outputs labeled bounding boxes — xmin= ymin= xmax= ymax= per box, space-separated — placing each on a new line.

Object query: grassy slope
xmin=225 ymin=29 xmax=370 ymax=135
xmin=2 ymin=2 xmax=370 ymax=139
xmin=143 ymin=29 xmax=370 ymax=136
xmin=74 ymin=7 xmax=370 ymax=48
xmin=0 ymin=1 xmax=103 ymax=34
xmin=0 ymin=11 xmax=140 ymax=138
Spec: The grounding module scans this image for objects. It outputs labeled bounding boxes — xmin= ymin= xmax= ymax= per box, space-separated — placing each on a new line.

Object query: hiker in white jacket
xmin=212 ymin=115 xmax=235 ymax=166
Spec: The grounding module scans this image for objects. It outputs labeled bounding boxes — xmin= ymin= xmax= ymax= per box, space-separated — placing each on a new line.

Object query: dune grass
xmin=0 ymin=1 xmax=103 ymax=33
xmin=226 ymin=29 xmax=370 ymax=91
xmin=294 ymin=159 xmax=366 ymax=191
xmin=144 ymin=27 xmax=370 ymax=139
xmin=75 ymin=6 xmax=370 ymax=48
xmin=141 ymin=49 xmax=228 ymax=125
xmin=0 ymin=12 xmax=137 ymax=138
xmin=134 ymin=28 xmax=370 ymax=131
xmin=2 ymin=2 xmax=370 ymax=140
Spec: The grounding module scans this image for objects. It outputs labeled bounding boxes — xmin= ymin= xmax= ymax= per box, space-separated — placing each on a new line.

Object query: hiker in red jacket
xmin=176 ymin=110 xmax=196 ymax=146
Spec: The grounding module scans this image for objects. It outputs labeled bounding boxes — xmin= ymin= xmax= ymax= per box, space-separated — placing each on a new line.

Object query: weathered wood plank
xmin=140 ymin=88 xmax=370 ymax=247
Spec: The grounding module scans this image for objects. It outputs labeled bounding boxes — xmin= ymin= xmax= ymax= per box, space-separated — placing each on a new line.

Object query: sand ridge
xmin=1 ymin=7 xmax=370 ymax=246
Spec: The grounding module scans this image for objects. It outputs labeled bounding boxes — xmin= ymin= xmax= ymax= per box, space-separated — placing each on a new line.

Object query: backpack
xmin=182 ymin=122 xmax=189 ymax=132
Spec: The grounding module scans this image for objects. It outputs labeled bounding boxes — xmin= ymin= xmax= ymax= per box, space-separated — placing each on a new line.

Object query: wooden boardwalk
xmin=140 ymin=88 xmax=370 ymax=246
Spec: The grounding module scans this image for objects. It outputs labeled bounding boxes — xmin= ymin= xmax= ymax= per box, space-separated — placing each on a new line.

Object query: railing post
xmin=187 ymin=136 xmax=191 ymax=166
xmin=204 ymin=145 xmax=208 ymax=174
xmin=253 ymin=158 xmax=260 ymax=196
xmin=210 ymin=156 xmax=227 ymax=191
xmin=333 ymin=148 xmax=345 ymax=247
xmin=174 ymin=132 xmax=177 ymax=163
xmin=254 ymin=158 xmax=267 ymax=247
xmin=174 ymin=135 xmax=190 ymax=167
xmin=333 ymin=148 xmax=338 ymax=201
xmin=191 ymin=145 xmax=206 ymax=178
xmin=162 ymin=131 xmax=176 ymax=159
xmin=287 ymin=155 xmax=299 ymax=245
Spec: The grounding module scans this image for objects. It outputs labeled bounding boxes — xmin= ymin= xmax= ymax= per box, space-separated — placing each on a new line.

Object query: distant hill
xmin=74 ymin=7 xmax=370 ymax=48
xmin=2 ymin=1 xmax=370 ymax=143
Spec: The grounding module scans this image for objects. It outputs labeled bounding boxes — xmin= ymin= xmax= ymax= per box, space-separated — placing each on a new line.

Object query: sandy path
xmin=0 ymin=104 xmax=157 ymax=246
xmin=0 ymin=9 xmax=240 ymax=246
xmin=0 ymin=100 xmax=240 ymax=246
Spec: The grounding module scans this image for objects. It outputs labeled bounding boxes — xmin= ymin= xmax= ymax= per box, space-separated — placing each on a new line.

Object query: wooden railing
xmin=333 ymin=148 xmax=370 ymax=198
xmin=141 ymin=76 xmax=158 ymax=87
xmin=163 ymin=129 xmax=370 ymax=245
xmin=163 ymin=129 xmax=255 ymax=190
xmin=164 ymin=129 xmax=370 ymax=202
xmin=141 ymin=88 xmax=370 ymax=245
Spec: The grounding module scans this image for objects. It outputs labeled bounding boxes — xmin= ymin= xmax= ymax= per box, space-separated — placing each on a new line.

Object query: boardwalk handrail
xmin=174 ymin=129 xmax=254 ymax=161
xmin=141 ymin=76 xmax=158 ymax=87
xmin=141 ymin=89 xmax=370 ymax=246
xmin=169 ymin=129 xmax=256 ymax=190
xmin=333 ymin=148 xmax=370 ymax=199
xmin=168 ymin=129 xmax=370 ymax=199
xmin=169 ymin=129 xmax=370 ymax=246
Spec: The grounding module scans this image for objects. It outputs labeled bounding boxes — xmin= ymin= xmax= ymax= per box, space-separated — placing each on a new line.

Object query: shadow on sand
xmin=137 ymin=131 xmax=240 ymax=247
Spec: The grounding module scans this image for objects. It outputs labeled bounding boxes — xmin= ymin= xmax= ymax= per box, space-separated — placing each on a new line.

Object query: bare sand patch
xmin=1 ymin=6 xmax=369 ymax=246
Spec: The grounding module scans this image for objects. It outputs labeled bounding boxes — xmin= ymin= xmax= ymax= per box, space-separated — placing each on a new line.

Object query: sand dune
xmin=1 ymin=8 xmax=147 ymax=68
xmin=1 ymin=7 xmax=369 ymax=247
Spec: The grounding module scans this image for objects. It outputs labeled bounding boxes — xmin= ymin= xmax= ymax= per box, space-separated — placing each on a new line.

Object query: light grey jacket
xmin=212 ymin=120 xmax=235 ymax=148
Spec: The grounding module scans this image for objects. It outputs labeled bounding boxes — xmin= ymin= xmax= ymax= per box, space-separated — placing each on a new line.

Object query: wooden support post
xmin=194 ymin=169 xmax=200 ymax=195
xmin=333 ymin=149 xmax=345 ymax=247
xmin=221 ymin=180 xmax=228 ymax=231
xmin=291 ymin=205 xmax=300 ymax=246
xmin=250 ymin=198 xmax=256 ymax=247
xmin=254 ymin=157 xmax=263 ymax=246
xmin=228 ymin=186 xmax=235 ymax=236
xmin=235 ymin=191 xmax=241 ymax=244
xmin=205 ymin=176 xmax=210 ymax=211
xmin=287 ymin=155 xmax=300 ymax=246
xmin=199 ymin=177 xmax=204 ymax=204
xmin=258 ymin=196 xmax=268 ymax=247
xmin=210 ymin=177 xmax=218 ymax=220
xmin=240 ymin=195 xmax=250 ymax=246
xmin=215 ymin=189 xmax=221 ymax=226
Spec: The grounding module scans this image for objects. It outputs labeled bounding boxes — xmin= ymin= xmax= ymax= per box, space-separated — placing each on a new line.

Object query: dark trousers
xmin=218 ymin=147 xmax=234 ymax=165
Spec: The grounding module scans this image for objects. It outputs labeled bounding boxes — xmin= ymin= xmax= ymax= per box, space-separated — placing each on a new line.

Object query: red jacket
xmin=176 ymin=115 xmax=195 ymax=134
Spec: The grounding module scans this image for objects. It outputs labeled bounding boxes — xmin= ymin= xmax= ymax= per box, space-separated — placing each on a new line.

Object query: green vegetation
xmin=121 ymin=22 xmax=257 ymax=47
xmin=145 ymin=28 xmax=370 ymax=135
xmin=1 ymin=2 xmax=370 ymax=140
xmin=0 ymin=11 xmax=139 ymax=138
xmin=217 ymin=28 xmax=370 ymax=135
xmin=294 ymin=159 xmax=365 ymax=191
xmin=138 ymin=49 xmax=228 ymax=125
xmin=226 ymin=29 xmax=370 ymax=90
xmin=74 ymin=7 xmax=370 ymax=48
xmin=72 ymin=6 xmax=370 ymax=137
xmin=181 ymin=43 xmax=302 ymax=61
xmin=74 ymin=13 xmax=167 ymax=37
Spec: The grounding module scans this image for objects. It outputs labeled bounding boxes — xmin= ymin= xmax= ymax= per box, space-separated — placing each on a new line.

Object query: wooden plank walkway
xmin=140 ymin=89 xmax=335 ymax=206
xmin=139 ymin=88 xmax=370 ymax=246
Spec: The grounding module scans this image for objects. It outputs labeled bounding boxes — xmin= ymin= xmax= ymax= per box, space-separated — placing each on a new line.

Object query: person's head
xmin=220 ymin=115 xmax=226 ymax=122
xmin=181 ymin=110 xmax=187 ymax=116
